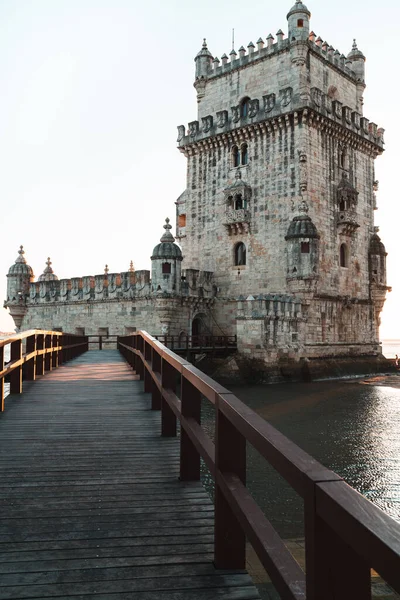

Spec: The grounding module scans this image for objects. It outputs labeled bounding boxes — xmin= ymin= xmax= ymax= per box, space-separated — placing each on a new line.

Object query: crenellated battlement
xmin=203 ymin=32 xmax=359 ymax=85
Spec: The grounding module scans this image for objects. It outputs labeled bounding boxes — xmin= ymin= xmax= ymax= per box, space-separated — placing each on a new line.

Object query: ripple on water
xmin=201 ymin=380 xmax=400 ymax=538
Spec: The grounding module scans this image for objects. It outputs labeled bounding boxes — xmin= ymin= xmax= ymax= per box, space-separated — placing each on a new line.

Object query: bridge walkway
xmin=0 ymin=350 xmax=260 ymax=600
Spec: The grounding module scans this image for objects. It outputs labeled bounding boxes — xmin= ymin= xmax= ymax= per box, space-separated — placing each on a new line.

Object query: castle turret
xmin=285 ymin=201 xmax=320 ymax=290
xmin=194 ymin=39 xmax=213 ymax=102
xmin=38 ymin=257 xmax=58 ymax=282
xmin=347 ymin=39 xmax=366 ymax=112
xmin=369 ymin=231 xmax=390 ymax=338
xmin=287 ymin=0 xmax=311 ymax=42
xmin=4 ymin=246 xmax=34 ymax=330
xmin=151 ymin=218 xmax=183 ymax=295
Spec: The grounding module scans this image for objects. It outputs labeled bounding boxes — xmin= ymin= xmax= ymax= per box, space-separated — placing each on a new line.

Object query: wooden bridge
xmin=0 ymin=330 xmax=400 ymax=600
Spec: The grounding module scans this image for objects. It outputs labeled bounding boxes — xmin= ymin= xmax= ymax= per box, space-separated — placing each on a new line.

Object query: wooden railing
xmin=118 ymin=331 xmax=400 ymax=600
xmin=87 ymin=335 xmax=118 ymax=350
xmin=155 ymin=334 xmax=237 ymax=351
xmin=0 ymin=330 xmax=88 ymax=411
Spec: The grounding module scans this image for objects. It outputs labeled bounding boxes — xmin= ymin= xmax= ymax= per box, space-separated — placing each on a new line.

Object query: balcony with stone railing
xmin=224 ymin=208 xmax=251 ymax=235
xmin=337 ymin=209 xmax=359 ymax=236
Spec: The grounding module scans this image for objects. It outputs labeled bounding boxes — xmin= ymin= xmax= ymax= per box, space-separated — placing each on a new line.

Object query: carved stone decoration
xmin=263 ymin=93 xmax=276 ymax=113
xmin=343 ymin=106 xmax=352 ymax=124
xmin=352 ymin=111 xmax=361 ymax=129
xmin=311 ymin=87 xmax=322 ymax=108
xmin=216 ymin=110 xmax=228 ymax=128
xmin=332 ymin=100 xmax=343 ymax=119
xmin=201 ymin=115 xmax=213 ymax=133
xmin=194 ymin=76 xmax=207 ymax=102
xmin=323 ymin=95 xmax=332 ymax=114
xmin=177 ymin=125 xmax=185 ymax=142
xmin=280 ymin=87 xmax=293 ymax=108
xmin=231 ymin=105 xmax=240 ymax=123
xmin=299 ymin=151 xmax=308 ymax=193
xmin=188 ymin=121 xmax=199 ymax=137
xmin=249 ymin=99 xmax=259 ymax=118
xmin=360 ymin=117 xmax=369 ymax=134
xmin=298 ymin=200 xmax=309 ymax=214
xmin=336 ymin=173 xmax=359 ymax=236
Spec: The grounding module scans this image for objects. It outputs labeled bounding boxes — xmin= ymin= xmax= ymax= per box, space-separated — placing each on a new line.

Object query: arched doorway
xmin=191 ymin=313 xmax=208 ymax=346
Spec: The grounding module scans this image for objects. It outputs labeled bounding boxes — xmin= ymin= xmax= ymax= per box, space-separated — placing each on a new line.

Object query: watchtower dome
xmin=287 ymin=0 xmax=311 ymax=41
xmin=5 ymin=246 xmax=34 ymax=330
xmin=151 ymin=218 xmax=183 ymax=295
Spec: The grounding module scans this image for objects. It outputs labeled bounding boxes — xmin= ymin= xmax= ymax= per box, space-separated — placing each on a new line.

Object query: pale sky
xmin=0 ymin=0 xmax=398 ymax=338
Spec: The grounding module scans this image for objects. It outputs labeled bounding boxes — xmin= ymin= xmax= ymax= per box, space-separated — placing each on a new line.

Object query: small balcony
xmin=224 ymin=209 xmax=251 ymax=235
xmin=337 ymin=210 xmax=359 ymax=236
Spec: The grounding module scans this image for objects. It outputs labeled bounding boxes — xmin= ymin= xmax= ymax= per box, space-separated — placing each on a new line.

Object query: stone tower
xmin=151 ymin=218 xmax=183 ymax=295
xmin=5 ymin=246 xmax=34 ymax=330
xmin=176 ymin=1 xmax=389 ymax=366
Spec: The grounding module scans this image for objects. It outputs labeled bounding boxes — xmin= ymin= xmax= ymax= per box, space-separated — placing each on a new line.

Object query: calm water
xmin=202 ymin=378 xmax=400 ymax=539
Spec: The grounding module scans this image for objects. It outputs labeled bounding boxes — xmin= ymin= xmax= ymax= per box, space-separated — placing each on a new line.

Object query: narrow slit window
xmin=241 ymin=143 xmax=248 ymax=165
xmin=340 ymin=243 xmax=348 ymax=267
xmin=232 ymin=146 xmax=240 ymax=167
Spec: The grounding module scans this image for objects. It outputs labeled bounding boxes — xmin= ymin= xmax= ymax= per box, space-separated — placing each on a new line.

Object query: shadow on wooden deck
xmin=0 ymin=350 xmax=260 ymax=599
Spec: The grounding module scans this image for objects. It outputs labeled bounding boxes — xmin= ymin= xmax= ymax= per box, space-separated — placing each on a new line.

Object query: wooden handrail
xmin=118 ymin=330 xmax=400 ymax=600
xmin=0 ymin=330 xmax=89 ymax=412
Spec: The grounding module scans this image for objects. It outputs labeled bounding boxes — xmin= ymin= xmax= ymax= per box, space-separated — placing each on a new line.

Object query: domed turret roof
xmin=195 ymin=39 xmax=213 ymax=60
xmin=151 ymin=218 xmax=183 ymax=260
xmin=38 ymin=257 xmax=58 ymax=282
xmin=287 ymin=0 xmax=311 ymax=19
xmin=369 ymin=233 xmax=387 ymax=256
xmin=286 ymin=215 xmax=319 ymax=239
xmin=8 ymin=246 xmax=34 ymax=277
xmin=347 ymin=39 xmax=365 ymax=61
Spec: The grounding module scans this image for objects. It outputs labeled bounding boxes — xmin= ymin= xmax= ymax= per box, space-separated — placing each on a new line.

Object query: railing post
xmin=25 ymin=334 xmax=37 ymax=381
xmin=305 ymin=483 xmax=372 ymax=600
xmin=9 ymin=339 xmax=23 ymax=395
xmin=151 ymin=346 xmax=162 ymax=410
xmin=214 ymin=398 xmax=246 ymax=570
xmin=180 ymin=375 xmax=201 ymax=481
xmin=137 ymin=336 xmax=144 ymax=380
xmin=144 ymin=341 xmax=152 ymax=393
xmin=161 ymin=358 xmax=177 ymax=437
xmin=52 ymin=335 xmax=58 ymax=369
xmin=44 ymin=335 xmax=52 ymax=372
xmin=99 ymin=336 xmax=103 ymax=351
xmin=36 ymin=334 xmax=45 ymax=376
xmin=0 ymin=346 xmax=4 ymax=412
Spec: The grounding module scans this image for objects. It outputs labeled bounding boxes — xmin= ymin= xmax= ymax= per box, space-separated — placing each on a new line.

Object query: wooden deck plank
xmin=0 ymin=350 xmax=260 ymax=599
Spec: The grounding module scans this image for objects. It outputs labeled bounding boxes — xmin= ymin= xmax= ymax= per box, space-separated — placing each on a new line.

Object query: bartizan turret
xmin=287 ymin=1 xmax=311 ymax=102
xmin=287 ymin=0 xmax=311 ymax=41
xmin=4 ymin=246 xmax=34 ymax=330
xmin=194 ymin=39 xmax=213 ymax=102
xmin=347 ymin=39 xmax=366 ymax=112
xmin=151 ymin=218 xmax=183 ymax=295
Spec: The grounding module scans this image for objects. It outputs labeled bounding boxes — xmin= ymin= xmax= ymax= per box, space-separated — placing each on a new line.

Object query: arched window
xmin=297 ymin=19 xmax=304 ymax=27
xmin=339 ymin=199 xmax=345 ymax=211
xmin=228 ymin=195 xmax=233 ymax=208
xmin=232 ymin=146 xmax=240 ymax=167
xmin=234 ymin=242 xmax=246 ymax=266
xmin=235 ymin=194 xmax=243 ymax=210
xmin=241 ymin=143 xmax=248 ymax=165
xmin=340 ymin=244 xmax=348 ymax=268
xmin=240 ymin=97 xmax=250 ymax=118
xmin=162 ymin=262 xmax=171 ymax=274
